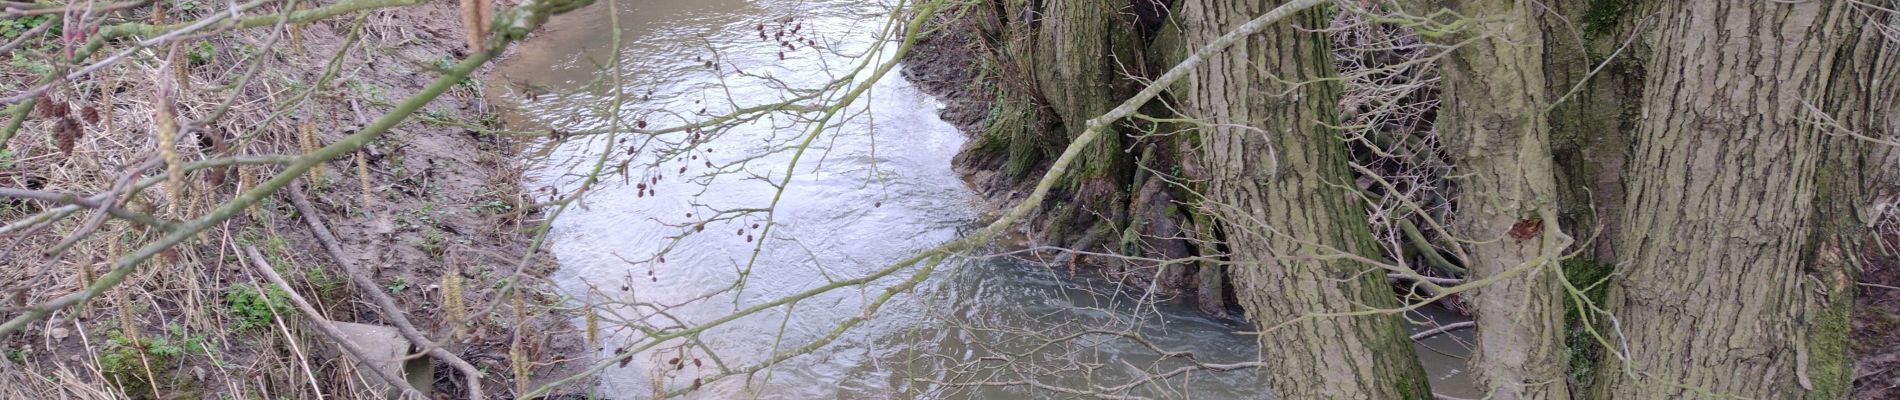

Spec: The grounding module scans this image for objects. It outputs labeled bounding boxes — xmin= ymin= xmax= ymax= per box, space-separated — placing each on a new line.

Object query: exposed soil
xmin=1855 ymin=237 xmax=1900 ymax=399
xmin=1 ymin=2 xmax=588 ymax=398
xmin=897 ymin=17 xmax=1048 ymax=245
xmin=901 ymin=22 xmax=989 ymax=135
xmin=899 ymin=16 xmax=1028 ymax=213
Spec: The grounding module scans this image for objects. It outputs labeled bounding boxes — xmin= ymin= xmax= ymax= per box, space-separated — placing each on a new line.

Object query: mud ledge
xmin=0 ymin=2 xmax=588 ymax=398
xmin=900 ymin=15 xmax=1027 ymax=212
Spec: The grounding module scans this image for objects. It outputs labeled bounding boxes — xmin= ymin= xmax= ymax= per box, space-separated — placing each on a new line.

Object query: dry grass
xmin=2 ymin=36 xmax=372 ymax=400
xmin=2 ymin=2 xmax=586 ymax=398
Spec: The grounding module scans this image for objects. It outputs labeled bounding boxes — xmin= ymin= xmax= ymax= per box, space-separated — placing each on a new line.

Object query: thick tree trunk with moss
xmin=1177 ymin=1 xmax=1429 ymax=397
xmin=1538 ymin=0 xmax=1641 ymax=266
xmin=1027 ymin=0 xmax=1140 ymax=261
xmin=1805 ymin=5 xmax=1899 ymax=398
xmin=1426 ymin=0 xmax=1569 ymax=397
xmin=914 ymin=0 xmax=1899 ymax=398
xmin=1532 ymin=0 xmax=1644 ymax=391
xmin=939 ymin=0 xmax=1233 ymax=302
xmin=1593 ymin=2 xmax=1863 ymax=398
xmin=1034 ymin=0 xmax=1134 ymax=186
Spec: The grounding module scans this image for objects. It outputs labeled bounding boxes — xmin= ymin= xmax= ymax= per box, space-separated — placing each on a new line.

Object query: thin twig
xmin=1859 ymin=281 xmax=1900 ymax=291
xmin=1 ymin=0 xmax=144 ymax=17
xmin=0 ymin=186 xmax=172 ymax=231
xmin=43 ymin=156 xmax=170 ymax=258
xmin=1410 ymin=321 xmax=1475 ymax=341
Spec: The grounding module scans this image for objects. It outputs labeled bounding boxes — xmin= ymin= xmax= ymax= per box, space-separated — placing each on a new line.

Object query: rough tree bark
xmin=1806 ymin=4 xmax=1899 ymax=398
xmin=1594 ymin=2 xmax=1864 ymax=398
xmin=1531 ymin=0 xmax=1646 ymax=392
xmin=1538 ymin=0 xmax=1640 ymax=267
xmin=1034 ymin=0 xmax=1133 ymax=185
xmin=1177 ymin=1 xmax=1430 ymax=397
xmin=946 ymin=0 xmax=1236 ymax=302
xmin=1426 ymin=0 xmax=1570 ymax=397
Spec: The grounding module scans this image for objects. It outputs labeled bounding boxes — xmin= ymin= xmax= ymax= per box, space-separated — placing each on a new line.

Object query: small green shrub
xmin=419 ymin=228 xmax=447 ymax=256
xmin=187 ymin=41 xmax=217 ymax=65
xmin=169 ymin=0 xmax=202 ymax=12
xmin=301 ymin=266 xmax=347 ymax=304
xmin=386 ymin=277 xmax=411 ymax=294
xmin=0 ymin=15 xmax=53 ymax=39
xmin=9 ymin=52 xmax=52 ymax=75
xmin=224 ymin=286 xmax=294 ymax=331
xmin=98 ymin=329 xmax=203 ymax=399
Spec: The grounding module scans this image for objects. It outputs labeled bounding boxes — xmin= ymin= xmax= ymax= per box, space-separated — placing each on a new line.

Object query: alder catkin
xmin=357 ymin=152 xmax=373 ymax=206
xmin=477 ymin=0 xmax=493 ymax=47
xmin=101 ymin=75 xmax=116 ymax=134
xmin=238 ymin=165 xmax=256 ymax=193
xmin=169 ymin=44 xmax=191 ymax=93
xmin=196 ymin=180 xmax=214 ymax=241
xmin=79 ymin=258 xmax=96 ymax=289
xmin=289 ymin=21 xmax=306 ymax=56
xmin=112 ymin=274 xmax=140 ymax=345
xmin=584 ymin=303 xmax=599 ymax=348
xmin=442 ymin=269 xmax=466 ymax=338
xmin=511 ymin=290 xmax=530 ymax=394
xmin=299 ymin=117 xmax=325 ymax=184
xmin=157 ymin=89 xmax=183 ymax=215
xmin=460 ymin=0 xmax=484 ymax=51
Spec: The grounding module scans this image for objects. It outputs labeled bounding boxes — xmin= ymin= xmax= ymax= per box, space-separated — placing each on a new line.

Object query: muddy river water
xmin=493 ymin=0 xmax=1476 ymax=398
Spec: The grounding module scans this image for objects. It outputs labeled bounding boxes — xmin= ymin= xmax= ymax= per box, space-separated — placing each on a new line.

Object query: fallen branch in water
xmin=1410 ymin=321 xmax=1475 ymax=341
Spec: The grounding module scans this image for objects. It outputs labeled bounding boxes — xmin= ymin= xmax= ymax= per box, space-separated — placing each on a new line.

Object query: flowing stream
xmin=492 ymin=0 xmax=1476 ymax=398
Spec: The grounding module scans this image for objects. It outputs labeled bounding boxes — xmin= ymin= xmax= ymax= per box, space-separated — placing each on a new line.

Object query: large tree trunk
xmin=1594 ymin=2 xmax=1861 ymax=398
xmin=1533 ymin=0 xmax=1644 ymax=392
xmin=1034 ymin=0 xmax=1133 ymax=185
xmin=1538 ymin=0 xmax=1641 ymax=266
xmin=1178 ymin=1 xmax=1430 ymax=397
xmin=942 ymin=0 xmax=1237 ymax=303
xmin=1032 ymin=0 xmax=1139 ymax=249
xmin=1427 ymin=0 xmax=1570 ymax=397
xmin=1808 ymin=4 xmax=1899 ymax=398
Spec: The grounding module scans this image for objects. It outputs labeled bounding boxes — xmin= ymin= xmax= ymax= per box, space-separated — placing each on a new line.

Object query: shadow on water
xmin=492 ymin=0 xmax=1477 ymax=398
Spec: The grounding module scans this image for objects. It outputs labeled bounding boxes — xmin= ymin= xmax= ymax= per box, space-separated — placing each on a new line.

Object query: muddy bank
xmin=900 ymin=14 xmax=1018 ymax=208
xmin=0 ymin=2 xmax=587 ymax=398
xmin=901 ymin=12 xmax=1025 ymax=206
